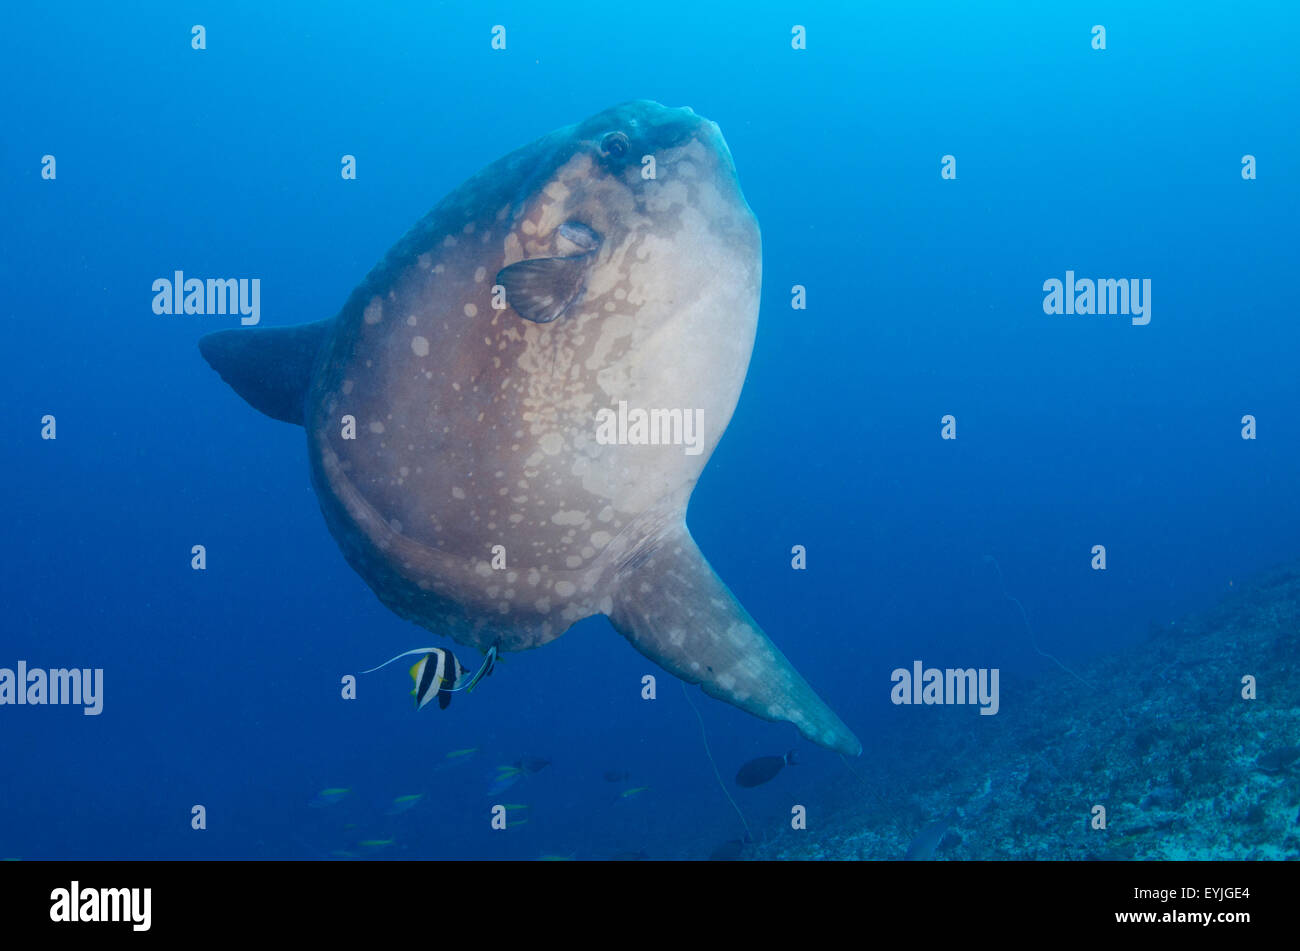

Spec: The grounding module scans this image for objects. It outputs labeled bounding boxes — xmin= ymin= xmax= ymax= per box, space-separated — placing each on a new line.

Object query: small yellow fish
xmin=446 ymin=748 xmax=480 ymax=759
xmin=538 ymin=854 xmax=574 ymax=861
xmin=309 ymin=787 xmax=352 ymax=808
xmin=502 ymin=803 xmax=530 ymax=811
xmin=620 ymin=786 xmax=651 ymax=799
xmin=387 ymin=794 xmax=424 ymax=815
xmin=358 ymin=838 xmax=395 ymax=848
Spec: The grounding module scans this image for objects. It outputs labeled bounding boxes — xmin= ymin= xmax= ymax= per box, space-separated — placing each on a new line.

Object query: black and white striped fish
xmin=409 ymin=649 xmax=464 ymax=710
xmin=360 ymin=644 xmax=496 ymax=711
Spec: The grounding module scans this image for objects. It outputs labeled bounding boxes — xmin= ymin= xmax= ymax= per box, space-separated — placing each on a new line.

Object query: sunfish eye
xmin=601 ymin=131 xmax=630 ymax=158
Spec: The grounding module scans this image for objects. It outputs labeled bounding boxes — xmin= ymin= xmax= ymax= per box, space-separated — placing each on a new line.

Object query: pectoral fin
xmin=497 ymin=255 xmax=597 ymax=324
xmin=497 ymin=223 xmax=602 ymax=324
xmin=607 ymin=523 xmax=861 ymax=756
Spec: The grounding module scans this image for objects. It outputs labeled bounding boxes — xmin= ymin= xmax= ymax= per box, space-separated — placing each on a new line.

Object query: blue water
xmin=2 ymin=2 xmax=1297 ymax=860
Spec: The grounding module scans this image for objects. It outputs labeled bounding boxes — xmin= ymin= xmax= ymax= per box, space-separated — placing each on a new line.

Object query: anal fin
xmin=607 ymin=522 xmax=861 ymax=756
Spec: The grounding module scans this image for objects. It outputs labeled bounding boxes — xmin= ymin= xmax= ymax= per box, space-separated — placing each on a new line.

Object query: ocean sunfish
xmin=198 ymin=100 xmax=860 ymax=756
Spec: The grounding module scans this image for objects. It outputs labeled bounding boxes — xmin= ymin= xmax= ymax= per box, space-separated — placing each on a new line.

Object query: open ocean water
xmin=2 ymin=1 xmax=1298 ymax=870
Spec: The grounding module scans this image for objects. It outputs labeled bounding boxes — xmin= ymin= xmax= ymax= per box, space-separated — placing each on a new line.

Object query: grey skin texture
xmin=200 ymin=100 xmax=860 ymax=756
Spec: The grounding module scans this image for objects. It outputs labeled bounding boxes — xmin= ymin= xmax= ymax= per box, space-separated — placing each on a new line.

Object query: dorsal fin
xmin=198 ymin=320 xmax=332 ymax=425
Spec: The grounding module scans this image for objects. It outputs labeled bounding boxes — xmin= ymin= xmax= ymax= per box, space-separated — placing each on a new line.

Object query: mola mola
xmin=199 ymin=100 xmax=860 ymax=756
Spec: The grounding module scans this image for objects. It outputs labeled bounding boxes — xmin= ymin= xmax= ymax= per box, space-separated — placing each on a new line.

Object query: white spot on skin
xmin=364 ymin=297 xmax=383 ymax=324
xmin=539 ymin=432 xmax=564 ymax=455
xmin=590 ymin=530 xmax=612 ymax=548
xmin=554 ymin=581 xmax=576 ymax=597
xmin=464 ymin=302 xmax=478 ymax=317
xmin=368 ymin=421 xmax=384 ymax=434
xmin=342 ymin=380 xmax=354 ymax=395
xmin=504 ymin=233 xmax=522 ymax=266
xmin=452 ymin=487 xmax=466 ymax=499
xmin=565 ymin=556 xmax=582 ymax=568
xmin=668 ymin=628 xmax=685 ymax=646
xmin=551 ymin=510 xmax=586 ymax=526
xmin=584 ymin=313 xmax=634 ymax=371
xmin=474 ymin=266 xmax=487 ymax=283
xmin=411 ymin=336 xmax=429 ymax=357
